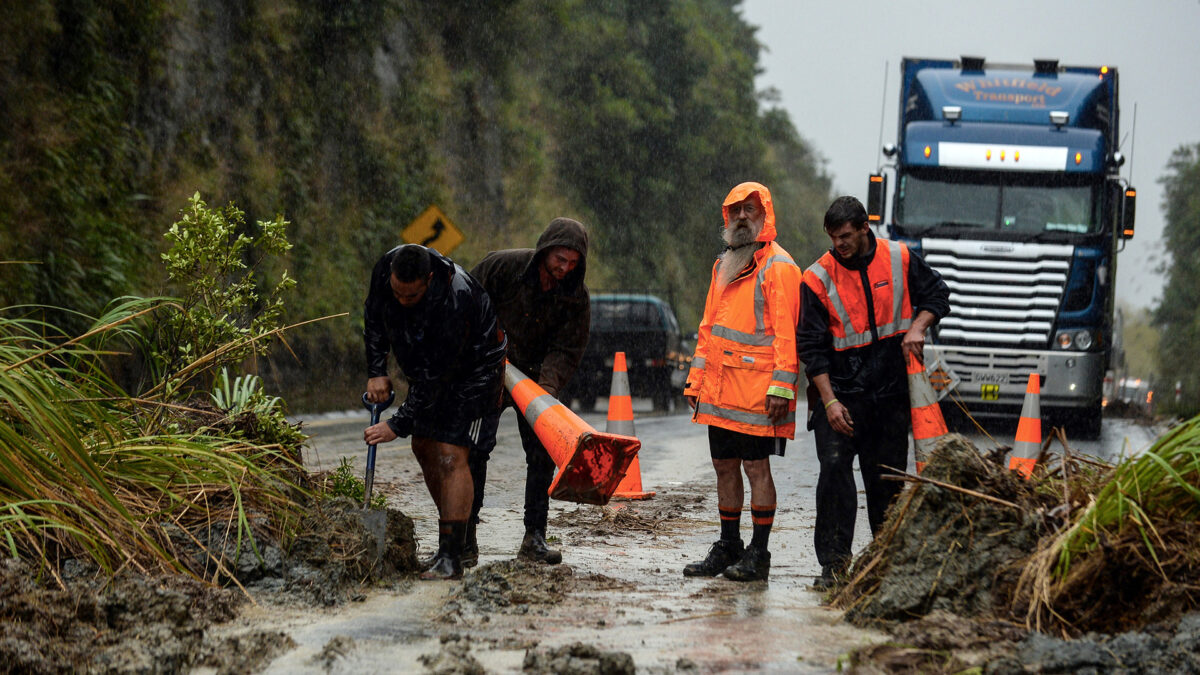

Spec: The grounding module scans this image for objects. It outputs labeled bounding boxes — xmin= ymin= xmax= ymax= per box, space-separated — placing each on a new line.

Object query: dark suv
xmin=564 ymin=293 xmax=690 ymax=411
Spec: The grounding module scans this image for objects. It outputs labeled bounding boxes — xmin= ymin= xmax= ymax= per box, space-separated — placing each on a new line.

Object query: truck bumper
xmin=929 ymin=345 xmax=1103 ymax=415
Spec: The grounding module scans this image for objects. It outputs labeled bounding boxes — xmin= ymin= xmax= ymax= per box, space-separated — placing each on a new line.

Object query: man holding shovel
xmin=363 ymin=244 xmax=507 ymax=580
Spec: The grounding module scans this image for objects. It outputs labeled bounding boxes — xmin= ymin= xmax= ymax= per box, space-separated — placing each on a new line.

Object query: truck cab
xmin=869 ymin=57 xmax=1136 ymax=437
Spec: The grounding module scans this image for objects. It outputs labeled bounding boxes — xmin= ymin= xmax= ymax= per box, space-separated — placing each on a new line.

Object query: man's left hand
xmin=901 ymin=326 xmax=926 ymax=365
xmin=364 ymin=421 xmax=398 ymax=446
xmin=765 ymin=394 xmax=788 ymax=424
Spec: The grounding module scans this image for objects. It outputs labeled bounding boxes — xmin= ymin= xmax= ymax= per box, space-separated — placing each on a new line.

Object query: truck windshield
xmin=896 ymin=171 xmax=1099 ymax=236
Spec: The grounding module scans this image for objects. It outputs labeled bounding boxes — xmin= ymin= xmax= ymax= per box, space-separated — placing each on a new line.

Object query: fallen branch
xmin=880 ymin=464 xmax=1020 ymax=510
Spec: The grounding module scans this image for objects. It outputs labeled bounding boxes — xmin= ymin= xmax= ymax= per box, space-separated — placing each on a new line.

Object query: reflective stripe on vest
xmin=711 ymin=253 xmax=798 ymax=348
xmin=697 ymin=401 xmax=796 ymax=427
xmin=806 ymin=240 xmax=912 ymax=351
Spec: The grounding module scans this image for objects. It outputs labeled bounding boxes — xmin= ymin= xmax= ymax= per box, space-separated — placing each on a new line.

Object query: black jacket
xmin=364 ymin=245 xmax=507 ymax=436
xmin=798 ymin=231 xmax=950 ymax=401
xmin=470 ymin=218 xmax=590 ymax=398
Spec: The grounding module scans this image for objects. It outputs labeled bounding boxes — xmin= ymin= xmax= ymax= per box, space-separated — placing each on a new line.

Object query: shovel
xmin=360 ymin=391 xmax=394 ymax=565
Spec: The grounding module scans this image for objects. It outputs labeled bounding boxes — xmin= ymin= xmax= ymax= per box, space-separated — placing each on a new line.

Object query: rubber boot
xmin=723 ymin=544 xmax=771 ymax=581
xmin=418 ymin=530 xmax=446 ymax=571
xmin=682 ymin=538 xmax=743 ymax=577
xmin=517 ymin=528 xmax=562 ymax=564
xmin=461 ymin=519 xmax=479 ymax=568
xmin=420 ymin=522 xmax=465 ymax=580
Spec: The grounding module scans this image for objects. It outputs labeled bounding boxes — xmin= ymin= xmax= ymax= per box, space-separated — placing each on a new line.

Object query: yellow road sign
xmin=401 ymin=205 xmax=464 ymax=256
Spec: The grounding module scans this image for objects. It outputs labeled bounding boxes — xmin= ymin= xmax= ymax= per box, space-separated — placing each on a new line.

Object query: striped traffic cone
xmin=607 ymin=352 xmax=654 ymax=500
xmin=907 ymin=350 xmax=948 ymax=473
xmin=1009 ymin=373 xmax=1041 ymax=479
xmin=506 ymin=362 xmax=641 ymax=505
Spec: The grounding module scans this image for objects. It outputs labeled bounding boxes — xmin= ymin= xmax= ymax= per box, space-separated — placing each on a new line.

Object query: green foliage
xmin=152 ymin=193 xmax=296 ymax=398
xmin=325 ymin=458 xmax=386 ymax=510
xmin=1 ymin=0 xmax=834 ymax=410
xmin=1055 ymin=414 xmax=1200 ymax=577
xmin=0 ymin=299 xmax=309 ymax=577
xmin=1154 ymin=143 xmax=1200 ymax=416
xmin=212 ymin=368 xmax=281 ymax=416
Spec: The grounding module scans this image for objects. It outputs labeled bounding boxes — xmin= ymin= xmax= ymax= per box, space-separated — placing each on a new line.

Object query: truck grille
xmin=921 ymin=239 xmax=1073 ymax=349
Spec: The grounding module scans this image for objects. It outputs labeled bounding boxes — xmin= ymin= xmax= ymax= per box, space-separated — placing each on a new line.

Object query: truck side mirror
xmin=866 ymin=173 xmax=886 ymax=224
xmin=1120 ymin=187 xmax=1136 ymax=240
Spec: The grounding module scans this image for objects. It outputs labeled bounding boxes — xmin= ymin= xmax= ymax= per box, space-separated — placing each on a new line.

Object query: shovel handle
xmin=361 ymin=391 xmax=395 ymax=509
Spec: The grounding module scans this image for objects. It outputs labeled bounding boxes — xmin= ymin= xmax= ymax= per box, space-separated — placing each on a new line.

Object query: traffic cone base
xmin=507 ymin=363 xmax=640 ymax=505
xmin=606 ymin=352 xmax=654 ymax=500
xmin=1008 ymin=456 xmax=1036 ymax=479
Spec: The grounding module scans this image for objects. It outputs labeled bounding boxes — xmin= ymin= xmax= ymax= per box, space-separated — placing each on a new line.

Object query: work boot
xmin=517 ymin=528 xmax=562 ymax=565
xmin=811 ymin=563 xmax=844 ymax=591
xmin=418 ymin=531 xmax=447 ymax=571
xmin=682 ymin=538 xmax=744 ymax=577
xmin=461 ymin=520 xmax=479 ymax=569
xmin=420 ymin=523 xmax=465 ymax=580
xmin=723 ymin=545 xmax=771 ymax=581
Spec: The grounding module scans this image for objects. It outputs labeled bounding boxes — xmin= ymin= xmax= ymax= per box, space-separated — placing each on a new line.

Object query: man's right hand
xmin=366 ymin=376 xmax=392 ymax=403
xmin=826 ymin=400 xmax=854 ymax=437
xmin=685 ymin=394 xmax=698 ymax=410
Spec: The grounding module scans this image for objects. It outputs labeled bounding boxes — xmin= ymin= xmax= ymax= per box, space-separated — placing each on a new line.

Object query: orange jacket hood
xmin=722 ymin=182 xmax=776 ymax=243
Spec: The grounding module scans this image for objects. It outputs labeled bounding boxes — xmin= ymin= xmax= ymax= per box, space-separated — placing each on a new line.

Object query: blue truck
xmin=867 ymin=57 xmax=1137 ymax=438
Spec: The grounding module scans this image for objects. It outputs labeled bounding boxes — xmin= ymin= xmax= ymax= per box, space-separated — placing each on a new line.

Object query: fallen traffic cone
xmin=607 ymin=352 xmax=654 ymax=500
xmin=907 ymin=350 xmax=948 ymax=474
xmin=1009 ymin=373 xmax=1041 ymax=479
xmin=506 ymin=362 xmax=640 ymax=505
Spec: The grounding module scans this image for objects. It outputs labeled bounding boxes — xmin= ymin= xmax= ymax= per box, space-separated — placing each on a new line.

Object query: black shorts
xmin=708 ymin=425 xmax=786 ymax=461
xmin=413 ymin=413 xmax=488 ymax=448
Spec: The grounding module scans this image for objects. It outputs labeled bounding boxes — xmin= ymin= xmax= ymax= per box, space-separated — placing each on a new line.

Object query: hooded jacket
xmin=364 ymin=245 xmax=507 ymax=436
xmin=684 ymin=182 xmax=803 ymax=439
xmin=470 ymin=218 xmax=590 ymax=398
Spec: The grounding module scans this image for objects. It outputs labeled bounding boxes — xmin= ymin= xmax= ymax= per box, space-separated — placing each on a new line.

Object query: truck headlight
xmin=1055 ymin=329 xmax=1095 ymax=350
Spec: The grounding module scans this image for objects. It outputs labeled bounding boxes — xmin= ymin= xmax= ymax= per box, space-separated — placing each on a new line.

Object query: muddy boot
xmin=811 ymin=562 xmax=844 ymax=591
xmin=418 ymin=531 xmax=447 ymax=571
xmin=461 ymin=520 xmax=479 ymax=569
xmin=420 ymin=522 xmax=465 ymax=580
xmin=723 ymin=545 xmax=771 ymax=581
xmin=682 ymin=538 xmax=743 ymax=577
xmin=517 ymin=528 xmax=562 ymax=565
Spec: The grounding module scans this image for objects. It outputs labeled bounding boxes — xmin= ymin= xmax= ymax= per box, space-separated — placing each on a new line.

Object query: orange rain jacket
xmin=684 ymin=182 xmax=803 ymax=439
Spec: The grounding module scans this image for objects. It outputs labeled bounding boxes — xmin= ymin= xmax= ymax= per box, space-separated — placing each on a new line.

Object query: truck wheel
xmin=1072 ymin=404 xmax=1103 ymax=441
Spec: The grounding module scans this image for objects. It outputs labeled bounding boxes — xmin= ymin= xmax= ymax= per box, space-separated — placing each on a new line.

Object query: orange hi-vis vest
xmin=685 ymin=240 xmax=803 ymax=438
xmin=803 ymin=239 xmax=913 ymax=351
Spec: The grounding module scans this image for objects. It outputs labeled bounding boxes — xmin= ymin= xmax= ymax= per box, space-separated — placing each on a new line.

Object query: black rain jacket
xmin=797 ymin=231 xmax=950 ymax=402
xmin=470 ymin=218 xmax=590 ymax=398
xmin=364 ymin=245 xmax=507 ymax=436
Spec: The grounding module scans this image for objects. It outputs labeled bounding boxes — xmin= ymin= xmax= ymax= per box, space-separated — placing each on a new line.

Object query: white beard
xmin=718 ymin=220 xmax=762 ymax=286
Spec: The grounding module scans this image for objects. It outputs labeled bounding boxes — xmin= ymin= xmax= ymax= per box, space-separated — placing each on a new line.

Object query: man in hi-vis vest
xmin=798 ymin=196 xmax=949 ymax=589
xmin=682 ymin=182 xmax=803 ymax=582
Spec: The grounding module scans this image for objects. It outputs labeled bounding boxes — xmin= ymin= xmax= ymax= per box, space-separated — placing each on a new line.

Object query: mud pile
xmin=835 ymin=434 xmax=1043 ymax=625
xmin=834 ymin=432 xmax=1200 ymax=673
xmin=522 ymin=642 xmax=636 ymax=674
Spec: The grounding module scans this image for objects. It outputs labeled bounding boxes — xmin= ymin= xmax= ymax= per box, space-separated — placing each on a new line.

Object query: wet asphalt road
xmin=246 ymin=401 xmax=1163 ymax=673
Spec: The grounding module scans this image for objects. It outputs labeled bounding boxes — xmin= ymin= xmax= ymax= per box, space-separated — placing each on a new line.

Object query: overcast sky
xmin=741 ymin=0 xmax=1200 ymax=310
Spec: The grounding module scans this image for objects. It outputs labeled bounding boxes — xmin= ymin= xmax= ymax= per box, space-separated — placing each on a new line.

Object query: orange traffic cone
xmin=505 ymin=362 xmax=641 ymax=505
xmin=1009 ymin=374 xmax=1041 ymax=479
xmin=907 ymin=350 xmax=948 ymax=474
xmin=607 ymin=352 xmax=654 ymax=500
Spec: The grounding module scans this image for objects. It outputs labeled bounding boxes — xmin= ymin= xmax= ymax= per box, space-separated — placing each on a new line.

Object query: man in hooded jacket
xmin=468 ymin=218 xmax=591 ymax=565
xmin=363 ymin=244 xmax=507 ymax=580
xmin=682 ymin=182 xmax=803 ymax=582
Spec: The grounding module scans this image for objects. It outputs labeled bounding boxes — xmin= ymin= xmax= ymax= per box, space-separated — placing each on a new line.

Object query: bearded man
xmin=681 ymin=182 xmax=803 ymax=582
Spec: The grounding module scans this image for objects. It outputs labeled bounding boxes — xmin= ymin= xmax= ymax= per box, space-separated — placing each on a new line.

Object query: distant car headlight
xmin=1073 ymin=330 xmax=1094 ymax=350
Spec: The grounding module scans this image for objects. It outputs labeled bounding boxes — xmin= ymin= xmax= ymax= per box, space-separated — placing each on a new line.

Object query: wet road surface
xmin=212 ymin=402 xmax=1162 ymax=673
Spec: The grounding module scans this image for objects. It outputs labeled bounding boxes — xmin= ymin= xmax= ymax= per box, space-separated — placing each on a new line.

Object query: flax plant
xmin=0 ymin=299 xmax=308 ymax=581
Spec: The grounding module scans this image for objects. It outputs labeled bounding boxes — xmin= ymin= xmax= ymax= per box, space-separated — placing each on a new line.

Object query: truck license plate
xmin=970 ymin=372 xmax=1007 ymax=384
